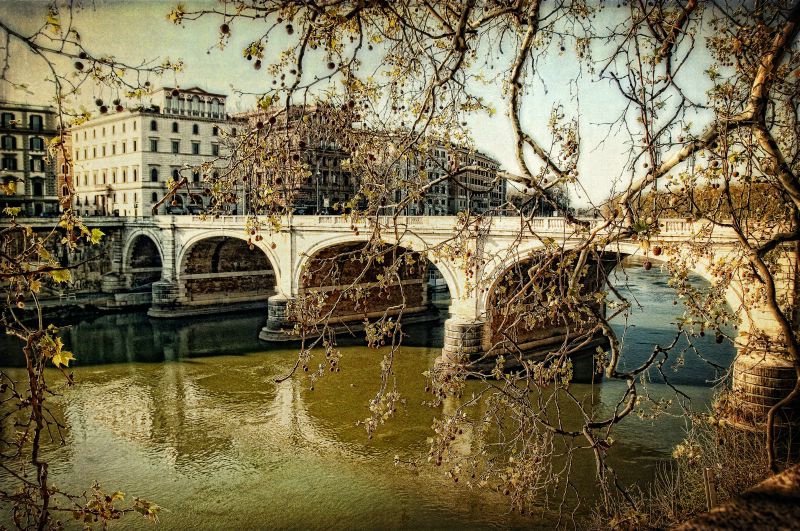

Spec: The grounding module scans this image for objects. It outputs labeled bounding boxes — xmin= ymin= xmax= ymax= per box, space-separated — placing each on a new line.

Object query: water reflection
xmin=0 ymin=264 xmax=736 ymax=529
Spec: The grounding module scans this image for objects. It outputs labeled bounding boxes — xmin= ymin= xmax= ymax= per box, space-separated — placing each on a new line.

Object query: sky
xmin=0 ymin=0 xmax=715 ymax=207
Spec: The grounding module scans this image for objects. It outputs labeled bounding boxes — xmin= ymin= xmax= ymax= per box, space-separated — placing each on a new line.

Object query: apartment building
xmin=396 ymin=144 xmax=506 ymax=216
xmin=0 ymin=101 xmax=60 ymax=215
xmin=238 ymin=105 xmax=355 ymax=214
xmin=70 ymin=87 xmax=238 ymax=216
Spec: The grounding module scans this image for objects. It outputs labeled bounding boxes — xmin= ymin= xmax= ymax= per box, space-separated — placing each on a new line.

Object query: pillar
xmin=259 ymin=293 xmax=296 ymax=341
xmin=728 ymin=251 xmax=799 ymax=431
xmin=101 ymin=230 xmax=127 ymax=293
xmin=147 ymin=280 xmax=180 ymax=317
xmin=732 ymin=338 xmax=798 ymax=428
xmin=100 ymin=272 xmax=127 ymax=293
xmin=441 ymin=316 xmax=486 ymax=361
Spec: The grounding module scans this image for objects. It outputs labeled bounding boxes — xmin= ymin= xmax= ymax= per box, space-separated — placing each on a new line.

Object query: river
xmin=0 ymin=263 xmax=735 ymax=529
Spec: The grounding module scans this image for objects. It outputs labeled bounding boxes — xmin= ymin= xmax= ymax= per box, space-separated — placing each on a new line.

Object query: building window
xmin=29 ymin=157 xmax=44 ymax=172
xmin=151 ymin=192 xmax=158 ymax=202
xmin=171 ymin=140 xmax=179 ymax=154
xmin=32 ymin=179 xmax=43 ymax=196
xmin=192 ymin=142 xmax=200 ymax=155
xmin=150 ymin=139 xmax=158 ymax=152
xmin=212 ymin=126 xmax=219 ymax=136
xmin=111 ymin=144 xmax=116 ymax=155
xmin=172 ymin=122 xmax=179 ymax=133
xmin=2 ymin=155 xmax=17 ymax=170
xmin=133 ymin=168 xmax=138 ymax=181
xmin=133 ymin=120 xmax=137 ymax=131
xmin=1 ymin=112 xmax=15 ymax=127
xmin=1 ymin=135 xmax=16 ymax=150
xmin=232 ymin=128 xmax=237 ymax=136
xmin=192 ymin=171 xmax=200 ymax=183
xmin=102 ymin=146 xmax=106 ymax=156
xmin=150 ymin=120 xmax=158 ymax=131
xmin=211 ymin=143 xmax=219 ymax=156
xmin=122 ymin=142 xmax=126 ymax=153
xmin=172 ymin=168 xmax=179 ymax=179
xmin=150 ymin=168 xmax=158 ymax=182
xmin=93 ymin=147 xmax=97 ymax=158
xmin=102 ymin=127 xmax=106 ymax=137
xmin=29 ymin=137 xmax=44 ymax=151
xmin=29 ymin=115 xmax=43 ymax=131
xmin=133 ymin=139 xmax=138 ymax=151
xmin=192 ymin=124 xmax=199 ymax=135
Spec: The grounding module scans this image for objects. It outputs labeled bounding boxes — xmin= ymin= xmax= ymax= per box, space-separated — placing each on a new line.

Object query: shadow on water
xmin=0 ymin=308 xmax=446 ymax=367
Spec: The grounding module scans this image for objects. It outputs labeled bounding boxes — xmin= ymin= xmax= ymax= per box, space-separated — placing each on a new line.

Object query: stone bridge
xmin=61 ymin=215 xmax=785 ymax=350
xmin=13 ymin=213 xmax=799 ymax=423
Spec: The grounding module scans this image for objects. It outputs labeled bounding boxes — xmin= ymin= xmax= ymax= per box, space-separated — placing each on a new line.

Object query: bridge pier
xmin=724 ymin=248 xmax=799 ymax=435
xmin=148 ymin=280 xmax=181 ymax=317
xmin=731 ymin=335 xmax=799 ymax=431
xmin=100 ymin=272 xmax=127 ymax=293
xmin=441 ymin=317 xmax=485 ymax=362
xmin=260 ymin=294 xmax=296 ymax=341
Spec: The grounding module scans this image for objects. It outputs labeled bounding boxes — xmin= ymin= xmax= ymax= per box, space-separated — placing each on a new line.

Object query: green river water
xmin=0 ymin=265 xmax=735 ymax=529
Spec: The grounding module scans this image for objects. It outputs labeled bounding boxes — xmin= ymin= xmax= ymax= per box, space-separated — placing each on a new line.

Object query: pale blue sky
xmin=1 ymin=0 xmax=715 ymax=206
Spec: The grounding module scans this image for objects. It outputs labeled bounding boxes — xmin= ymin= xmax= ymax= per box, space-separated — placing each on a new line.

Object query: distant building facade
xmin=69 ymin=87 xmax=238 ymax=216
xmin=0 ymin=101 xmax=60 ymax=215
xmin=238 ymin=106 xmax=355 ymax=214
xmin=240 ymin=108 xmax=507 ymax=216
xmin=396 ymin=144 xmax=506 ymax=215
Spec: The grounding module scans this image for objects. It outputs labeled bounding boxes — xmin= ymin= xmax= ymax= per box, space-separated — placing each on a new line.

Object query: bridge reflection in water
xmin=0 ymin=264 xmax=736 ymax=529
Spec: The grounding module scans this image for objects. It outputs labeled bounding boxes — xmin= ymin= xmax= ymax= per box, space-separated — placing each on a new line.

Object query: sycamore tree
xmin=170 ymin=0 xmax=800 ymax=521
xmin=2 ymin=0 xmax=800 ymax=528
xmin=0 ymin=2 xmax=171 ymax=528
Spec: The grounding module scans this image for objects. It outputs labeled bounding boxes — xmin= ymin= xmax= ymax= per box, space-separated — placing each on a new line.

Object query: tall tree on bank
xmin=0 ymin=0 xmax=798 ymax=527
xmin=0 ymin=2 xmax=169 ymax=528
xmin=173 ymin=0 xmax=800 ymax=513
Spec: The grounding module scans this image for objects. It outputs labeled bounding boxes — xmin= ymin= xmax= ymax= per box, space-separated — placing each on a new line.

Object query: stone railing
xmin=76 ymin=214 xmax=741 ymax=245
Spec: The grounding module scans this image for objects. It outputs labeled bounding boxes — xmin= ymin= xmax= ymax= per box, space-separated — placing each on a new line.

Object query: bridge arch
xmin=477 ymin=239 xmax=732 ymax=313
xmin=294 ymin=234 xmax=462 ymax=300
xmin=294 ymin=236 xmax=458 ymax=327
xmin=177 ymin=229 xmax=283 ymax=284
xmin=476 ymin=239 xmax=746 ymax=360
xmin=176 ymin=232 xmax=278 ymax=307
xmin=122 ymin=230 xmax=164 ymax=288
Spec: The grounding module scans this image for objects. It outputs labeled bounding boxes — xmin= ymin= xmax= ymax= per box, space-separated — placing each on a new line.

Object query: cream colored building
xmin=70 ymin=87 xmax=239 ymax=216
